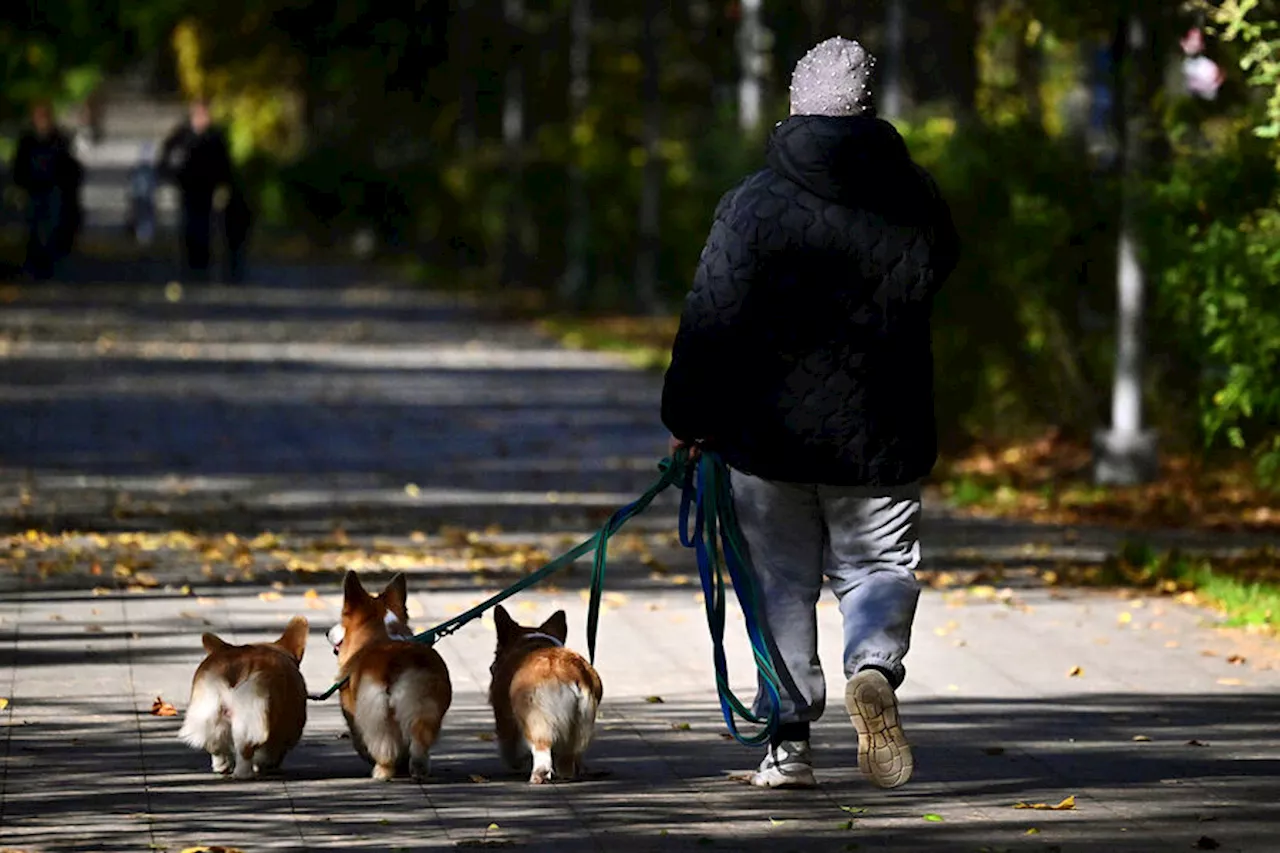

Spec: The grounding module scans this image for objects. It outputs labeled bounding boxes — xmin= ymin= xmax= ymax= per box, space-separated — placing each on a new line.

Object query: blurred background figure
xmin=10 ymin=101 xmax=83 ymax=281
xmin=158 ymin=98 xmax=234 ymax=279
xmin=127 ymin=141 xmax=159 ymax=248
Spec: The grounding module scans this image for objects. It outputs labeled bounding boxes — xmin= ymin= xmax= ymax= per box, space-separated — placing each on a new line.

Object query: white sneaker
xmin=845 ymin=668 xmax=913 ymax=788
xmin=749 ymin=739 xmax=817 ymax=788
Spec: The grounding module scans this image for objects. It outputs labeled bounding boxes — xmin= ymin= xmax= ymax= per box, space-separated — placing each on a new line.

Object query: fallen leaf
xmin=1118 ymin=611 xmax=1133 ymax=625
xmin=644 ymin=696 xmax=665 ymax=704
xmin=1216 ymin=678 xmax=1244 ymax=686
xmin=1226 ymin=654 xmax=1246 ymax=665
xmin=837 ymin=820 xmax=855 ymax=830
xmin=488 ymin=823 xmax=500 ymax=830
xmin=1025 ymin=828 xmax=1041 ymax=835
xmin=983 ymin=746 xmax=1005 ymax=756
xmin=258 ymin=591 xmax=283 ymax=602
xmin=922 ymin=813 xmax=944 ymax=822
xmin=1067 ymin=665 xmax=1084 ymax=678
xmin=304 ymin=588 xmax=319 ymax=599
xmin=180 ymin=847 xmax=248 ymax=853
xmin=0 ymin=697 xmax=8 ymax=711
xmin=671 ymin=722 xmax=692 ymax=731
xmin=1194 ymin=837 xmax=1221 ymax=850
xmin=840 ymin=806 xmax=868 ymax=815
xmin=1132 ymin=735 xmax=1152 ymax=742
xmin=768 ymin=817 xmax=786 ymax=826
xmin=404 ymin=483 xmax=421 ymax=497
xmin=468 ymin=774 xmax=490 ymax=783
xmin=476 ymin=732 xmax=496 ymax=742
xmin=151 ymin=697 xmax=178 ymax=717
xmin=1186 ymin=739 xmax=1210 ymax=747
xmin=1013 ymin=795 xmax=1075 ymax=811
xmin=1165 ymin=641 xmax=1180 ymax=648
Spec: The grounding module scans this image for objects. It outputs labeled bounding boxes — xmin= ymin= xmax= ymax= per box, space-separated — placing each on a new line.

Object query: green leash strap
xmin=307 ymin=455 xmax=684 ymax=702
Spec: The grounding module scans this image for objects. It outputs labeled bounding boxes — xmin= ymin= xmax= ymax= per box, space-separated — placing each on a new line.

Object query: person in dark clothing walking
xmin=11 ymin=102 xmax=82 ymax=280
xmin=661 ymin=37 xmax=959 ymax=790
xmin=159 ymin=99 xmax=234 ymax=278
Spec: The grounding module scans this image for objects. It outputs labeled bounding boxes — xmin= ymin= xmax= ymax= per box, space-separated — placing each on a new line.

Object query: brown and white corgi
xmin=329 ymin=571 xmax=452 ymax=781
xmin=178 ymin=616 xmax=309 ymax=779
xmin=489 ymin=605 xmax=603 ymax=783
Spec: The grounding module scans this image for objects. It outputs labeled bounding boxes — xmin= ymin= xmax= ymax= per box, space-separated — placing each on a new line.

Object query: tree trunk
xmin=635 ymin=0 xmax=663 ymax=314
xmin=501 ymin=0 xmax=526 ymax=289
xmin=882 ymin=0 xmax=907 ymax=120
xmin=1094 ymin=3 xmax=1159 ymax=485
xmin=456 ymin=0 xmax=477 ymax=154
xmin=737 ymin=0 xmax=764 ymax=132
xmin=559 ymin=0 xmax=591 ymax=305
xmin=1014 ymin=5 xmax=1044 ymax=128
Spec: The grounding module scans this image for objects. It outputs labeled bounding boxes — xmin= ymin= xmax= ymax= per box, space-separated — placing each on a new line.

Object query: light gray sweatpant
xmin=731 ymin=469 xmax=923 ymax=724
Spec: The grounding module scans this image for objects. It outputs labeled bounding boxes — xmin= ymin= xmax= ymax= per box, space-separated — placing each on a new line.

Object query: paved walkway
xmin=1 ymin=267 xmax=1278 ymax=852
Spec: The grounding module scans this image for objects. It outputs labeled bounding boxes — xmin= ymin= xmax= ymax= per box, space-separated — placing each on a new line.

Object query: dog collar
xmin=520 ymin=632 xmax=564 ymax=647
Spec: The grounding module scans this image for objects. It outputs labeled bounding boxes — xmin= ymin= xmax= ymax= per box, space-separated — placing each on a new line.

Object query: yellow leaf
xmin=258 ymin=591 xmax=282 ymax=602
xmin=304 ymin=588 xmax=319 ymax=599
xmin=469 ymin=774 xmax=489 ymax=783
xmin=0 ymin=697 xmax=9 ymax=710
xmin=1025 ymin=827 xmax=1041 ymax=835
xmin=1132 ymin=735 xmax=1151 ymax=742
xmin=644 ymin=695 xmax=664 ymax=704
xmin=1013 ymin=795 xmax=1075 ymax=810
xmin=487 ymin=823 xmax=500 ymax=830
xmin=1067 ymin=665 xmax=1084 ymax=677
xmin=1217 ymin=678 xmax=1245 ymax=686
xmin=1118 ymin=611 xmax=1133 ymax=625
xmin=150 ymin=696 xmax=178 ymax=717
xmin=404 ymin=483 xmax=421 ymax=498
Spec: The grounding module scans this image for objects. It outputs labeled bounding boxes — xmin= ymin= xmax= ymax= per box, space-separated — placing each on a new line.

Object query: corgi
xmin=178 ymin=616 xmax=309 ymax=780
xmin=489 ymin=605 xmax=603 ymax=783
xmin=330 ymin=571 xmax=452 ymax=781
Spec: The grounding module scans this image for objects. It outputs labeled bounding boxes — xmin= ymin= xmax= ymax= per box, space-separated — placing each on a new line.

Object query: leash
xmin=307 ymin=450 xmax=791 ymax=746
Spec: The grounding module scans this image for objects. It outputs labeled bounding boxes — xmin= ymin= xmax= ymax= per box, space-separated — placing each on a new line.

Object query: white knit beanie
xmin=789 ymin=37 xmax=877 ymax=117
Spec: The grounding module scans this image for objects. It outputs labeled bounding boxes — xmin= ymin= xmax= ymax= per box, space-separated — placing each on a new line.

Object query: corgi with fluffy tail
xmin=489 ymin=605 xmax=603 ymax=783
xmin=178 ymin=616 xmax=309 ymax=779
xmin=330 ymin=571 xmax=452 ymax=781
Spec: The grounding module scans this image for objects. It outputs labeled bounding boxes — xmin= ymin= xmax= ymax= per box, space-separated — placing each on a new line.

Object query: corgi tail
xmin=528 ymin=681 xmax=598 ymax=753
xmin=178 ymin=672 xmax=270 ymax=754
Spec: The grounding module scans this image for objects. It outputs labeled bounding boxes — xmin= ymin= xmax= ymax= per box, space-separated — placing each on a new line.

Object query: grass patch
xmin=1050 ymin=543 xmax=1280 ymax=634
xmin=537 ymin=315 xmax=678 ymax=371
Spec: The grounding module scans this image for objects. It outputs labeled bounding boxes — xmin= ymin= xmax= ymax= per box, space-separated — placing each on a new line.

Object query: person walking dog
xmin=661 ymin=37 xmax=959 ymax=789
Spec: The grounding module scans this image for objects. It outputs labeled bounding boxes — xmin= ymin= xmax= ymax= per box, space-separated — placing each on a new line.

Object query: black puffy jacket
xmin=661 ymin=114 xmax=959 ymax=487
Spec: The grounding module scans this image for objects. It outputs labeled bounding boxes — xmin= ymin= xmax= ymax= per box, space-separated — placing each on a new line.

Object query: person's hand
xmin=669 ymin=435 xmax=702 ymax=463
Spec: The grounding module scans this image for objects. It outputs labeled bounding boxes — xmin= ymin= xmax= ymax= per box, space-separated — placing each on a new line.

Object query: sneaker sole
xmin=749 ymin=770 xmax=818 ymax=789
xmin=845 ymin=670 xmax=913 ymax=789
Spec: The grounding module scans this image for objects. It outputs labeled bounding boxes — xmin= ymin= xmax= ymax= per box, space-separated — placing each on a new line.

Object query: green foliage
xmin=1196 ymin=0 xmax=1280 ymax=144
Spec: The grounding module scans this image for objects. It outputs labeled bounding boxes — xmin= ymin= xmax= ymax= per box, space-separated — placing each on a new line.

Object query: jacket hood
xmin=766 ymin=114 xmax=921 ymax=210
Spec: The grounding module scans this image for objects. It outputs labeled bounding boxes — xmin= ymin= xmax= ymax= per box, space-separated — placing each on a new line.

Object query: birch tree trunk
xmin=738 ymin=0 xmax=764 ymax=132
xmin=882 ymin=0 xmax=906 ymax=120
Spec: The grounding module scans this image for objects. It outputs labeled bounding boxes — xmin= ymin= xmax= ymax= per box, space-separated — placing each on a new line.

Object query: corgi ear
xmin=201 ymin=632 xmax=229 ymax=655
xmin=275 ymin=616 xmax=309 ymax=662
xmin=539 ymin=610 xmax=569 ymax=644
xmin=342 ymin=571 xmax=368 ymax=610
xmin=381 ymin=573 xmax=408 ymax=619
xmin=494 ymin=604 xmax=518 ymax=644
